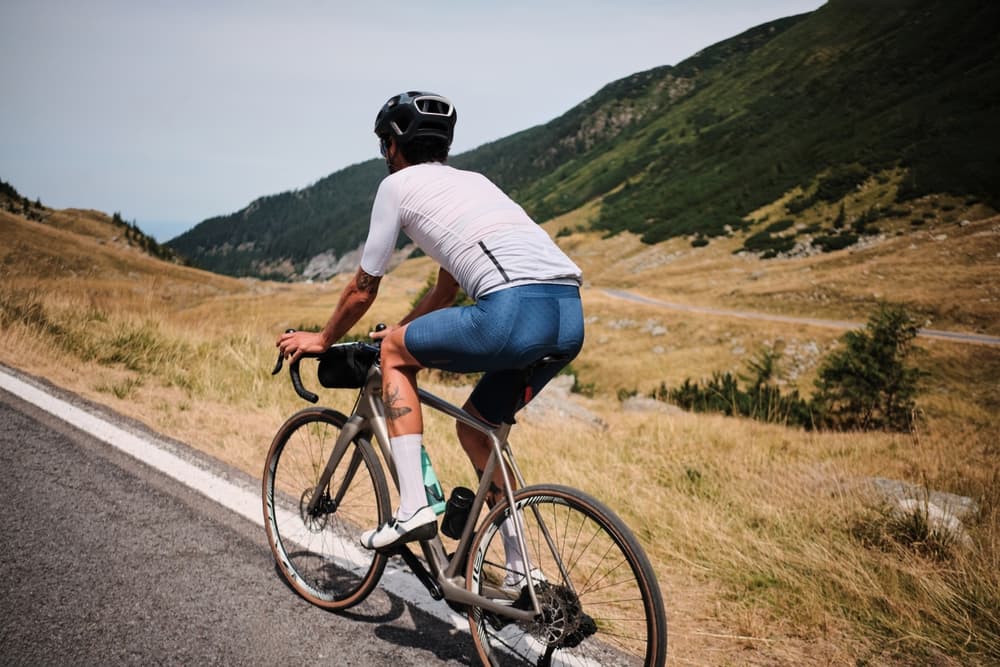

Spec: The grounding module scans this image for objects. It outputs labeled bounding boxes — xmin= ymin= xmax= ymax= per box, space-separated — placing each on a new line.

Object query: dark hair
xmin=398 ymin=136 xmax=449 ymax=164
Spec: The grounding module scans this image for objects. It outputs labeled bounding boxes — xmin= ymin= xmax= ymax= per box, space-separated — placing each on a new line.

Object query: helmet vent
xmin=414 ymin=95 xmax=454 ymax=118
xmin=375 ymin=91 xmax=456 ymax=148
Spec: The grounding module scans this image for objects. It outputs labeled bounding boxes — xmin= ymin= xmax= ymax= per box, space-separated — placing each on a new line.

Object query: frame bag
xmin=317 ymin=343 xmax=377 ymax=389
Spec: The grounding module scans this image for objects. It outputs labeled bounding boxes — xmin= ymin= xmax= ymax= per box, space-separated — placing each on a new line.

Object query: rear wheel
xmin=262 ymin=408 xmax=391 ymax=609
xmin=467 ymin=485 xmax=667 ymax=666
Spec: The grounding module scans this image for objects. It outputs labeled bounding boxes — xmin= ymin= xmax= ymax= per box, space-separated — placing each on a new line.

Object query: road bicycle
xmin=262 ymin=330 xmax=667 ymax=666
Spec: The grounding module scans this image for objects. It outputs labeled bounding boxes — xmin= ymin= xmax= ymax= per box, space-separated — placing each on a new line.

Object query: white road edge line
xmin=0 ymin=367 xmax=467 ymax=630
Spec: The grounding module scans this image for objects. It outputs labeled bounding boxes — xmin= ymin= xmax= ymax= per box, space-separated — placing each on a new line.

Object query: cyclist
xmin=277 ymin=91 xmax=584 ymax=577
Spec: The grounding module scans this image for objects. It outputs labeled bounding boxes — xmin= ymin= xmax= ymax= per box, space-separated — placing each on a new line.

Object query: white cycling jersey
xmin=360 ymin=163 xmax=582 ymax=300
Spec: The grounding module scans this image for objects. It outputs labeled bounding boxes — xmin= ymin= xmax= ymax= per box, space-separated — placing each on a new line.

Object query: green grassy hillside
xmin=589 ymin=0 xmax=999 ymax=243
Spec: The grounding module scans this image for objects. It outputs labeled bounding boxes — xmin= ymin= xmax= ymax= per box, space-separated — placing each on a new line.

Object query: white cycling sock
xmin=390 ymin=434 xmax=427 ymax=521
xmin=501 ymin=515 xmax=527 ymax=577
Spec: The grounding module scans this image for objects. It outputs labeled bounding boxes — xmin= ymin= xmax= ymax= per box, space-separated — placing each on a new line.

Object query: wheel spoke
xmin=263 ymin=409 xmax=390 ymax=610
xmin=467 ymin=486 xmax=667 ymax=666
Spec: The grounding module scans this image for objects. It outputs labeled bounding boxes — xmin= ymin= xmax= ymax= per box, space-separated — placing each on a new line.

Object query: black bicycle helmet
xmin=374 ymin=91 xmax=457 ymax=147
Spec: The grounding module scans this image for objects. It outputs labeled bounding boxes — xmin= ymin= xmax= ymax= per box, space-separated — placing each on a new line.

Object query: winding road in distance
xmin=603 ymin=288 xmax=1000 ymax=347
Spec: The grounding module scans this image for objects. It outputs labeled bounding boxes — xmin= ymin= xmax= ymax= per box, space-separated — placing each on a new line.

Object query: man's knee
xmin=380 ymin=327 xmax=404 ymax=359
xmin=381 ymin=326 xmax=421 ymax=370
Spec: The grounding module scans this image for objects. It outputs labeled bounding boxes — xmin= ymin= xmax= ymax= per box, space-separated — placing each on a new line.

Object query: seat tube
xmin=488 ymin=426 xmax=542 ymax=615
xmin=494 ymin=422 xmax=529 ymax=488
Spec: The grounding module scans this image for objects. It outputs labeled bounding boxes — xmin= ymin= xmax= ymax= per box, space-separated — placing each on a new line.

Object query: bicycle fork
xmin=305 ymin=414 xmax=367 ymax=518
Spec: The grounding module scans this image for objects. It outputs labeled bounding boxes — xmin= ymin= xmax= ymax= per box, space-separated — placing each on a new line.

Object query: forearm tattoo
xmin=383 ymin=384 xmax=412 ymax=421
xmin=356 ymin=269 xmax=381 ymax=295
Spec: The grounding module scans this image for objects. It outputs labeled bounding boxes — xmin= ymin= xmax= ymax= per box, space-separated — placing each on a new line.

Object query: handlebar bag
xmin=317 ymin=343 xmax=378 ymax=388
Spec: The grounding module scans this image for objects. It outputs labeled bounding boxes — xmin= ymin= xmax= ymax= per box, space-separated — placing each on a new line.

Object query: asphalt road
xmin=0 ymin=388 xmax=473 ymax=666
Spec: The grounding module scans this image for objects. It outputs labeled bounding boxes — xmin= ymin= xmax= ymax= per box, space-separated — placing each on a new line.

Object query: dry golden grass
xmin=2 ymin=202 xmax=999 ymax=665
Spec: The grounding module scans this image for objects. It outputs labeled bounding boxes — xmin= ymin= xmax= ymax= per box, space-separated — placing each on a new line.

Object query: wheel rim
xmin=265 ymin=413 xmax=388 ymax=607
xmin=468 ymin=490 xmax=662 ymax=666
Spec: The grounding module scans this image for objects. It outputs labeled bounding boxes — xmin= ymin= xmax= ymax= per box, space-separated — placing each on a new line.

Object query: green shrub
xmin=656 ymin=305 xmax=925 ymax=433
xmin=617 ymin=387 xmax=639 ymax=401
xmin=786 ymin=193 xmax=815 ymax=214
xmin=814 ymin=233 xmax=859 ymax=252
xmin=812 ymin=303 xmax=924 ymax=432
xmin=786 ymin=166 xmax=869 ymax=215
xmin=742 ymin=229 xmax=797 ymax=255
xmin=654 ymin=346 xmax=813 ymax=427
xmin=815 ymin=164 xmax=868 ymax=202
xmin=833 ymin=203 xmax=847 ymax=229
xmin=765 ymin=218 xmax=796 ymax=234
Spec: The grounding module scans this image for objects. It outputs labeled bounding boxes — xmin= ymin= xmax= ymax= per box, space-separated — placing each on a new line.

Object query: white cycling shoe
xmin=360 ymin=506 xmax=438 ymax=551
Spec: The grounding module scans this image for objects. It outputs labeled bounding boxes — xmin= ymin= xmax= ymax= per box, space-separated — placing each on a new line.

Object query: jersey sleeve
xmin=359 ymin=178 xmax=402 ymax=277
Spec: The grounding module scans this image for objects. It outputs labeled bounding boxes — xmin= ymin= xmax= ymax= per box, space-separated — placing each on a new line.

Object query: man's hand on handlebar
xmin=277 ymin=323 xmax=388 ymax=364
xmin=369 ymin=322 xmax=392 ymax=341
xmin=276 ymin=330 xmax=327 ymax=364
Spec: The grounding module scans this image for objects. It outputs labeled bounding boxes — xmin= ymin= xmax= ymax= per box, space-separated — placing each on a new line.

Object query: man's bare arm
xmin=319 ymin=267 xmax=382 ymax=345
xmin=399 ymin=267 xmax=460 ymax=326
xmin=277 ymin=266 xmax=381 ymax=361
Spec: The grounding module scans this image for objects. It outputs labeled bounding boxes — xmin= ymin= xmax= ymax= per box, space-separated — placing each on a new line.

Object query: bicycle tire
xmin=466 ymin=484 xmax=667 ymax=666
xmin=262 ymin=407 xmax=391 ymax=610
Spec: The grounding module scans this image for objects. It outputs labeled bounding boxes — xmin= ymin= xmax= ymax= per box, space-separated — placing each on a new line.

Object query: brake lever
xmin=272 ymin=328 xmax=294 ymax=375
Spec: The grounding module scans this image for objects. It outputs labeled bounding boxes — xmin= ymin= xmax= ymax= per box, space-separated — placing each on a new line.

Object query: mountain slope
xmin=1 ymin=177 xmax=185 ymax=265
xmin=166 ymin=160 xmax=385 ymax=280
xmin=167 ymin=12 xmax=808 ymax=279
xmin=590 ymin=0 xmax=1000 ymax=243
xmin=169 ymin=0 xmax=999 ymax=279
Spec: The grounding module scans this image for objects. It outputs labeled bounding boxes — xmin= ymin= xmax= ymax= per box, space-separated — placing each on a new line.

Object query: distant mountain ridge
xmin=168 ymin=0 xmax=999 ymax=280
xmin=1 ymin=177 xmax=183 ymax=264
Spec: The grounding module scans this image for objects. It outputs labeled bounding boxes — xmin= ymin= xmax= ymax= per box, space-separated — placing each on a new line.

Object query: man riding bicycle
xmin=277 ymin=91 xmax=584 ymax=575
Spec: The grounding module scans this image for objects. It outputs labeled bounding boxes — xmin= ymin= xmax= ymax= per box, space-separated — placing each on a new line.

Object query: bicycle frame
xmin=303 ymin=362 xmax=547 ymax=622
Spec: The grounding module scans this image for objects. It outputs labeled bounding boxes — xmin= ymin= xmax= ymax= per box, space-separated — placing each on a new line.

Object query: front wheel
xmin=262 ymin=407 xmax=391 ymax=609
xmin=467 ymin=485 xmax=667 ymax=666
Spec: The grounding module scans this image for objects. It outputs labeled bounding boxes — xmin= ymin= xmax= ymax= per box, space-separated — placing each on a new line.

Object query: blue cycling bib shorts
xmin=404 ymin=283 xmax=584 ymax=425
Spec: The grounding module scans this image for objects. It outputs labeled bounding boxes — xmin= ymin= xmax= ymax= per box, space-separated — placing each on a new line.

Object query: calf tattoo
xmin=383 ymin=384 xmax=412 ymax=421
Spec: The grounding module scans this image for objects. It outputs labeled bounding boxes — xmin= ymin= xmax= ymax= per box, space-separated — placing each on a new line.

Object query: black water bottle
xmin=441 ymin=486 xmax=476 ymax=539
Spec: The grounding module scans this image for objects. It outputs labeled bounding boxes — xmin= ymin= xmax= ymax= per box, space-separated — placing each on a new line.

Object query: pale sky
xmin=0 ymin=1 xmax=824 ymax=241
